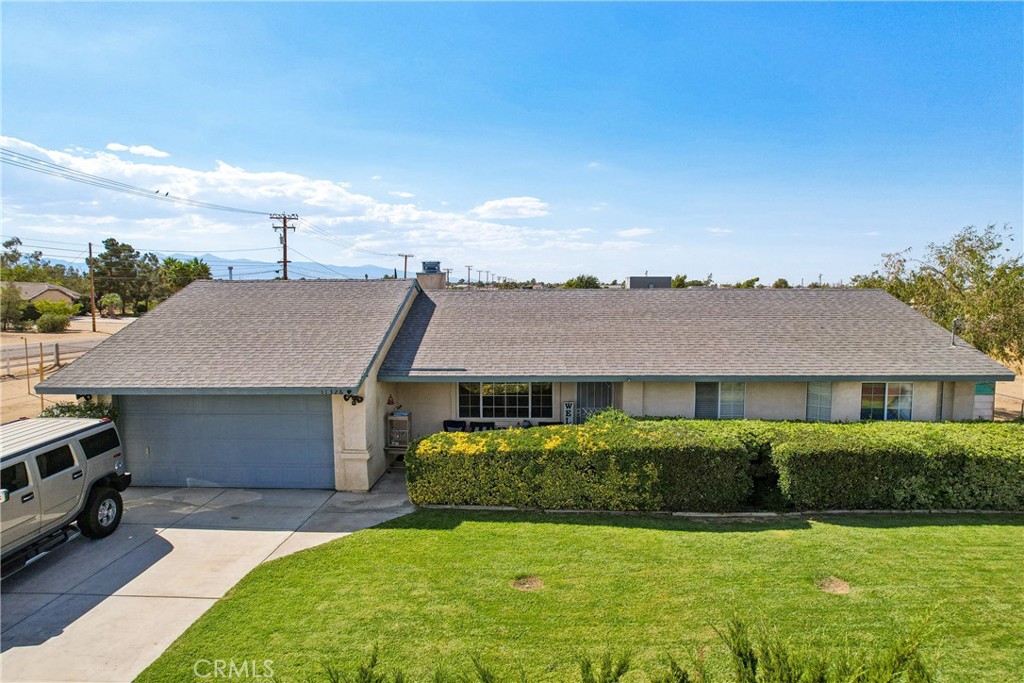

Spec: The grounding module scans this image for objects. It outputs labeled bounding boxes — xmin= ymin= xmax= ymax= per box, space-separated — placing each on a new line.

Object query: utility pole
xmin=270 ymin=213 xmax=297 ymax=280
xmin=484 ymin=270 xmax=490 ymax=287
xmin=88 ymin=242 xmax=97 ymax=332
xmin=399 ymin=253 xmax=414 ymax=279
xmin=443 ymin=268 xmax=452 ymax=286
xmin=465 ymin=265 xmax=472 ymax=286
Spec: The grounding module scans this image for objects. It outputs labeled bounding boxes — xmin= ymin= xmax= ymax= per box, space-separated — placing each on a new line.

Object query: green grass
xmin=137 ymin=511 xmax=1024 ymax=682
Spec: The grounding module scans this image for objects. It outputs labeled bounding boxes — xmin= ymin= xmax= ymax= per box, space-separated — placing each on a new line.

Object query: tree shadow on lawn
xmin=381 ymin=508 xmax=1024 ymax=534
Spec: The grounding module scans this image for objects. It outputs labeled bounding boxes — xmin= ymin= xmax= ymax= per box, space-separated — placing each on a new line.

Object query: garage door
xmin=118 ymin=395 xmax=334 ymax=488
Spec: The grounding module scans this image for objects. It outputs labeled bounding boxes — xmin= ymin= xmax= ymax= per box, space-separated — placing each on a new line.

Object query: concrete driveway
xmin=0 ymin=471 xmax=412 ymax=683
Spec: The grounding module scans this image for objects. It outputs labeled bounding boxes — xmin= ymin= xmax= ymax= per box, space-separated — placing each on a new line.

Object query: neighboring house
xmin=37 ymin=273 xmax=1014 ymax=492
xmin=625 ymin=276 xmax=672 ymax=289
xmin=11 ymin=282 xmax=81 ymax=304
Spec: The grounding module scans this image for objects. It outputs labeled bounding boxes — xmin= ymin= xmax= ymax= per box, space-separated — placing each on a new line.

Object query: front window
xmin=458 ymin=382 xmax=553 ymax=419
xmin=806 ymin=382 xmax=832 ymax=422
xmin=695 ymin=382 xmax=745 ymax=419
xmin=861 ymin=382 xmax=913 ymax=421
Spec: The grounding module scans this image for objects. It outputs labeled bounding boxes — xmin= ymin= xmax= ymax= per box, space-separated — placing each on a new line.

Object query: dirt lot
xmin=995 ymin=370 xmax=1023 ymax=422
xmin=1 ymin=317 xmax=133 ymax=423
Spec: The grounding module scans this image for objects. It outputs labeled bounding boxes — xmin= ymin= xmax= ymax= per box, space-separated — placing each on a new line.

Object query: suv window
xmin=80 ymin=427 xmax=120 ymax=459
xmin=2 ymin=462 xmax=30 ymax=492
xmin=36 ymin=445 xmax=76 ymax=479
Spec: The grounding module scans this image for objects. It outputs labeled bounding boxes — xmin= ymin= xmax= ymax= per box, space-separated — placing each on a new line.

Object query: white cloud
xmin=706 ymin=227 xmax=733 ymax=235
xmin=370 ymin=175 xmax=382 ymax=181
xmin=587 ymin=161 xmax=603 ymax=169
xmin=589 ymin=202 xmax=608 ymax=212
xmin=470 ymin=196 xmax=549 ymax=219
xmin=616 ymin=227 xmax=654 ymax=238
xmin=389 ymin=191 xmax=415 ymax=198
xmin=105 ymin=142 xmax=170 ymax=158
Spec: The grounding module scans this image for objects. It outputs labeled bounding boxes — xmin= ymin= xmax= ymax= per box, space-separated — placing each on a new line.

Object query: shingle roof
xmin=11 ymin=282 xmax=81 ymax=301
xmin=39 ymin=279 xmax=417 ymax=394
xmin=379 ymin=288 xmax=1014 ymax=382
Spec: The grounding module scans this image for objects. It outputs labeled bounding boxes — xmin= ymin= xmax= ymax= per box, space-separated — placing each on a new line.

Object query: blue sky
xmin=2 ymin=2 xmax=1022 ymax=283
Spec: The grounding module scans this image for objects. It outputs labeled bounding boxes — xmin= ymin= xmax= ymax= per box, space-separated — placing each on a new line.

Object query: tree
xmin=1 ymin=282 xmax=25 ymax=331
xmin=2 ymin=236 xmax=89 ymax=297
xmin=564 ymin=274 xmax=601 ymax=289
xmin=733 ymin=277 xmax=760 ymax=289
xmin=93 ymin=239 xmax=161 ymax=314
xmin=772 ymin=278 xmax=791 ymax=289
xmin=852 ymin=224 xmax=1024 ymax=366
xmin=99 ymin=293 xmax=122 ymax=318
xmin=161 ymin=257 xmax=212 ymax=294
xmin=672 ymin=273 xmax=713 ymax=288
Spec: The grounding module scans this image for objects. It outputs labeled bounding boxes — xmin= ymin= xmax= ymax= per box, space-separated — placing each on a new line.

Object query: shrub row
xmin=770 ymin=421 xmax=1024 ymax=510
xmin=406 ymin=411 xmax=1024 ymax=512
xmin=406 ymin=412 xmax=753 ymax=512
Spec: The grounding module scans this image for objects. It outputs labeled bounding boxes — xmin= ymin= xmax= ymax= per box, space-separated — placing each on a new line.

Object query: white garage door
xmin=118 ymin=395 xmax=334 ymax=488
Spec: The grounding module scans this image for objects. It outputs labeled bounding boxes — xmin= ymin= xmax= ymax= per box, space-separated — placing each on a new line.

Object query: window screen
xmin=806 ymin=382 xmax=832 ymax=422
xmin=2 ymin=462 xmax=30 ymax=493
xmin=36 ymin=445 xmax=75 ymax=479
xmin=694 ymin=382 xmax=719 ymax=419
xmin=719 ymin=382 xmax=745 ymax=419
xmin=80 ymin=427 xmax=120 ymax=459
xmin=860 ymin=383 xmax=886 ymax=420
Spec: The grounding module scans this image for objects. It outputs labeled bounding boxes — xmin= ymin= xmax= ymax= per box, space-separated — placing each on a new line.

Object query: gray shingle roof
xmin=39 ymin=280 xmax=416 ymax=394
xmin=11 ymin=282 xmax=82 ymax=301
xmin=379 ymin=288 xmax=1014 ymax=382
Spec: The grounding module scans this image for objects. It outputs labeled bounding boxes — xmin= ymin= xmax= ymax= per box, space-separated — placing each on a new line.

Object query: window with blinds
xmin=694 ymin=382 xmax=745 ymax=419
xmin=719 ymin=382 xmax=745 ymax=419
xmin=694 ymin=382 xmax=718 ymax=419
xmin=806 ymin=381 xmax=832 ymax=422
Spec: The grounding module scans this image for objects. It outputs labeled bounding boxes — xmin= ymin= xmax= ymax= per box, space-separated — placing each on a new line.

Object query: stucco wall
xmin=639 ymin=381 xmax=695 ymax=417
xmin=745 ymin=382 xmax=806 ymax=420
xmin=831 ymin=382 xmax=863 ymax=422
xmin=29 ymin=290 xmax=76 ymax=303
xmin=951 ymin=381 xmax=977 ymax=421
xmin=911 ymin=381 xmax=941 ymax=421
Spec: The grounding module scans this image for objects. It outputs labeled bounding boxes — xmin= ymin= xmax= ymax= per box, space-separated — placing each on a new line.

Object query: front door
xmin=576 ymin=382 xmax=617 ymax=423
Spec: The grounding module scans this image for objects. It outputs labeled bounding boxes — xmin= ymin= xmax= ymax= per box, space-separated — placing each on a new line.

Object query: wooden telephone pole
xmin=88 ymin=242 xmax=97 ymax=332
xmin=270 ymin=214 xmax=298 ymax=280
xmin=398 ymin=253 xmax=414 ymax=279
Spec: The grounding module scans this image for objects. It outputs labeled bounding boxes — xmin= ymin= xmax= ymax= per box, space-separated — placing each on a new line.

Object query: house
xmin=625 ymin=275 xmax=672 ymax=289
xmin=36 ymin=272 xmax=1014 ymax=492
xmin=11 ymin=281 xmax=81 ymax=304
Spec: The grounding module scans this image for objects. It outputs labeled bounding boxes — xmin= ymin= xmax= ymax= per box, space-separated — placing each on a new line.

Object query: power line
xmin=287 ymin=248 xmax=354 ymax=279
xmin=0 ymin=147 xmax=271 ymax=216
xmin=295 ymin=217 xmax=402 ymax=259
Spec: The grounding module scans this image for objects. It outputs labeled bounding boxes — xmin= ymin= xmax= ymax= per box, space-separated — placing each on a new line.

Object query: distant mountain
xmin=168 ymin=254 xmax=394 ymax=281
xmin=33 ymin=254 xmax=393 ymax=281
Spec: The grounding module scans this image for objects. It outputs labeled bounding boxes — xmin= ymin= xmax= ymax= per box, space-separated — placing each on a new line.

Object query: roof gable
xmin=39 ymin=279 xmax=417 ymax=394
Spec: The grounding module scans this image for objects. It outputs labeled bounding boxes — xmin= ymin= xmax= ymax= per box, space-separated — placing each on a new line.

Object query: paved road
xmin=0 ymin=471 xmax=413 ymax=683
xmin=1 ymin=338 xmax=104 ymax=363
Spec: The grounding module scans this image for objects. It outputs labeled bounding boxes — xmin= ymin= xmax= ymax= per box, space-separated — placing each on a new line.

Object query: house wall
xmin=952 ymin=381 xmax=977 ymax=420
xmin=832 ymin=382 xmax=864 ymax=422
xmin=330 ymin=289 xmax=417 ymax=492
xmin=29 ymin=290 xmax=76 ymax=303
xmin=746 ymin=382 xmax=806 ymax=420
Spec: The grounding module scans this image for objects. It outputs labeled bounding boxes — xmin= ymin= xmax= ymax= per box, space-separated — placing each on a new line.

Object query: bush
xmin=408 ymin=412 xmax=1024 ymax=512
xmin=35 ymin=313 xmax=71 ymax=333
xmin=771 ymin=421 xmax=1024 ymax=510
xmin=39 ymin=400 xmax=119 ymax=421
xmin=33 ymin=299 xmax=81 ymax=317
xmin=407 ymin=411 xmax=753 ymax=512
xmin=21 ymin=302 xmax=41 ymax=321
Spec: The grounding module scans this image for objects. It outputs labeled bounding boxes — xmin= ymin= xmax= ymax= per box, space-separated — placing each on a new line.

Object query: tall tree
xmin=2 ymin=236 xmax=89 ymax=297
xmin=1 ymin=281 xmax=25 ymax=331
xmin=93 ymin=238 xmax=161 ymax=314
xmin=160 ymin=257 xmax=212 ymax=294
xmin=852 ymin=224 xmax=1024 ymax=366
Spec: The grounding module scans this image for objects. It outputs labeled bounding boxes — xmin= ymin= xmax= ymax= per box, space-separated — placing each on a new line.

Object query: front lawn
xmin=138 ymin=511 xmax=1024 ymax=682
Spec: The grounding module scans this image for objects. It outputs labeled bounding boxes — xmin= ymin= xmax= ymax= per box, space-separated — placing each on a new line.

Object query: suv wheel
xmin=77 ymin=487 xmax=124 ymax=539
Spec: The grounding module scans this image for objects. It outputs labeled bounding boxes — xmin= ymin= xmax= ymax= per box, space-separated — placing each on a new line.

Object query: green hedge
xmin=407 ymin=412 xmax=1024 ymax=512
xmin=406 ymin=413 xmax=753 ymax=512
xmin=771 ymin=421 xmax=1024 ymax=510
